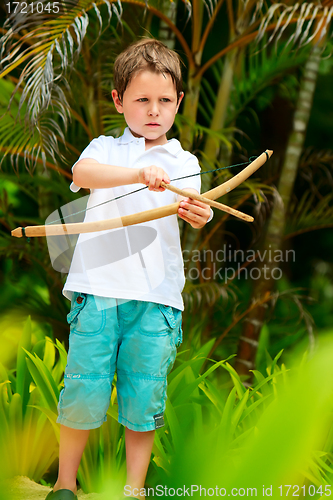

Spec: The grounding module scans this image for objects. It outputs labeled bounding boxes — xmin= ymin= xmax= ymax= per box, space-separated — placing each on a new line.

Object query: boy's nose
xmin=148 ymin=103 xmax=159 ymax=116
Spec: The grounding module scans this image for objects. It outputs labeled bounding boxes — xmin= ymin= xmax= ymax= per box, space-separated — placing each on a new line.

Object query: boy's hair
xmin=113 ymin=38 xmax=183 ymax=102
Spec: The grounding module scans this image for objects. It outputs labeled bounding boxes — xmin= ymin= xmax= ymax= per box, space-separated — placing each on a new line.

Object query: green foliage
xmin=22 ymin=333 xmax=127 ymax=493
xmin=257 ymin=3 xmax=333 ymax=49
xmin=98 ymin=343 xmax=333 ymax=499
xmin=285 ymin=192 xmax=333 ymax=239
xmin=0 ymin=317 xmax=58 ymax=482
xmin=199 ymin=40 xmax=309 ymax=129
xmin=0 ymin=8 xmax=333 ymax=497
xmin=164 ymin=342 xmax=333 ymax=499
xmin=231 ymin=42 xmax=308 ymax=121
xmin=0 ymin=78 xmax=65 ymax=171
xmin=1 ymin=318 xmax=333 ymax=498
xmin=0 ymin=169 xmax=74 ymax=342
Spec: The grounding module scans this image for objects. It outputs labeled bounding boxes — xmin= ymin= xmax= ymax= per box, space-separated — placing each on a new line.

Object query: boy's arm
xmin=73 ymin=158 xmax=170 ymax=192
xmin=177 ymin=189 xmax=211 ymax=229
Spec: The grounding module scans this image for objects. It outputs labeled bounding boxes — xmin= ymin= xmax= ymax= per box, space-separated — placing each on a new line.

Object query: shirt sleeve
xmin=174 ymin=152 xmax=214 ymax=224
xmin=173 ymin=153 xmax=201 ymax=193
xmin=70 ymin=136 xmax=109 ymax=192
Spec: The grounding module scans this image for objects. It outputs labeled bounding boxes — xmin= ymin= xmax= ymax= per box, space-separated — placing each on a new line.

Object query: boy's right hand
xmin=138 ymin=166 xmax=170 ymax=192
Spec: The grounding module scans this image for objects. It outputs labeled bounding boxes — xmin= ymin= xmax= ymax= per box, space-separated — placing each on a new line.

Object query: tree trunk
xmin=203 ymin=50 xmax=237 ymax=157
xmin=182 ymin=48 xmax=239 ymax=277
xmin=179 ymin=71 xmax=202 ymax=152
xmin=179 ymin=0 xmax=204 ymax=151
xmin=234 ymin=44 xmax=321 ymax=376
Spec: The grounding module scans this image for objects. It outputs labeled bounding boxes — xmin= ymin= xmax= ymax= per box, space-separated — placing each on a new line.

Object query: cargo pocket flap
xmin=158 ymin=304 xmax=176 ymax=329
xmin=67 ymin=293 xmax=87 ymax=325
xmin=175 ymin=325 xmax=183 ymax=348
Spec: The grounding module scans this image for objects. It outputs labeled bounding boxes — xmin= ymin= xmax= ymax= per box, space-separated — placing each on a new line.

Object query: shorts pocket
xmin=139 ymin=302 xmax=183 ymax=347
xmin=159 ymin=305 xmax=183 ymax=347
xmin=139 ymin=303 xmax=174 ymax=336
xmin=67 ymin=292 xmax=87 ymax=325
xmin=158 ymin=304 xmax=176 ymax=329
xmin=174 ymin=324 xmax=183 ymax=348
xmin=67 ymin=293 xmax=105 ymax=336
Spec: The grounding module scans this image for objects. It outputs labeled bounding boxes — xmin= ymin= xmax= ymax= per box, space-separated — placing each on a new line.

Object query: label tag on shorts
xmin=153 ymin=413 xmax=165 ymax=429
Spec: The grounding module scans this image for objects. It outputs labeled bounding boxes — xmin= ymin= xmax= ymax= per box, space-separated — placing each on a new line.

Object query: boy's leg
xmin=125 ymin=428 xmax=155 ymax=498
xmin=53 ymin=425 xmax=90 ymax=493
xmin=55 ymin=294 xmax=120 ymax=494
xmin=117 ymin=301 xmax=182 ymax=498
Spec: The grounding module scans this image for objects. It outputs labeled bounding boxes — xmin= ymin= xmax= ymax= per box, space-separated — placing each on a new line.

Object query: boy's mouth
xmin=146 ymin=123 xmax=160 ymax=127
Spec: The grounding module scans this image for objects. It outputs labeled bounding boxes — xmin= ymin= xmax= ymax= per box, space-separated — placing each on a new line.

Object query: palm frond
xmin=183 ymin=280 xmax=237 ymax=311
xmin=256 ymin=3 xmax=333 ymax=49
xmin=0 ymin=0 xmax=119 ymax=125
xmin=174 ymin=113 xmax=237 ymax=152
xmin=102 ymin=107 xmax=127 ymax=136
xmin=0 ymin=79 xmax=66 ymax=171
xmin=299 ymin=148 xmax=333 ymax=192
xmin=202 ymin=0 xmax=218 ymax=19
xmin=199 ymin=38 xmax=310 ymax=130
xmin=285 ymin=192 xmax=333 ymax=239
xmin=232 ymin=42 xmax=310 ymax=121
xmin=247 ymin=0 xmax=264 ymax=26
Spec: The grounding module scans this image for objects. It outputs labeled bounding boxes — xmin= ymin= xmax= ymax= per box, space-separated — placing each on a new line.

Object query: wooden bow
xmin=11 ymin=150 xmax=273 ymax=238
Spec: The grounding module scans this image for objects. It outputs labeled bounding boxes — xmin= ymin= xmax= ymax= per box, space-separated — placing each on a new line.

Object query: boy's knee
xmin=57 ymin=376 xmax=112 ymax=430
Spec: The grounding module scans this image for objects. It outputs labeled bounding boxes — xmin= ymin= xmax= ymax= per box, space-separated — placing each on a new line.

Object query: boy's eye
xmin=137 ymin=98 xmax=171 ymax=102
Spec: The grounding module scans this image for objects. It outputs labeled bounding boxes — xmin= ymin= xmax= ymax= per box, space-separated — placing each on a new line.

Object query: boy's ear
xmin=176 ymin=91 xmax=184 ymax=112
xmin=112 ymin=89 xmax=123 ymax=113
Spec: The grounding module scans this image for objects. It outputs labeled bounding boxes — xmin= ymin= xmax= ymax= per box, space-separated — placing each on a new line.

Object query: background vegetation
xmin=0 ymin=0 xmax=333 ymax=497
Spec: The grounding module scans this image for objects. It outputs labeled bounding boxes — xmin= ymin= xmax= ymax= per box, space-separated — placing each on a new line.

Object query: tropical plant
xmin=157 ymin=341 xmax=333 ymax=500
xmin=1 ymin=0 xmax=333 ymax=380
xmin=86 ymin=340 xmax=333 ymax=499
xmin=6 ymin=324 xmax=330 ymax=496
xmin=0 ymin=317 xmax=59 ymax=482
xmin=174 ymin=0 xmax=333 ymax=265
xmin=23 ymin=334 xmax=127 ymax=493
xmin=2 ymin=1 xmax=332 ymax=167
xmin=235 ymin=36 xmax=333 ymax=375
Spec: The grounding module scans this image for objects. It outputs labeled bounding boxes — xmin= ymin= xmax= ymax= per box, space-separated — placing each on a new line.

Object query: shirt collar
xmin=118 ymin=127 xmax=182 ymax=157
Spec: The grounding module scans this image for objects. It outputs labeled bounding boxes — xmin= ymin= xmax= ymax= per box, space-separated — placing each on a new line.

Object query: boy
xmin=46 ymin=38 xmax=211 ymax=500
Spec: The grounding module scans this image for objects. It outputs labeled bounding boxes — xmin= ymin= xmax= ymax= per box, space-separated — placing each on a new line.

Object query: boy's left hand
xmin=178 ymin=197 xmax=211 ymax=229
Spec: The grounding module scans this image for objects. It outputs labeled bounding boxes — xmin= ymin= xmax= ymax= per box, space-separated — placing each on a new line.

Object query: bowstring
xmin=46 ymin=157 xmax=258 ymax=226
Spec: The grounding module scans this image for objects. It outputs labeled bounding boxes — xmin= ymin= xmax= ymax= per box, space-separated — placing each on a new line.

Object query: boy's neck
xmin=129 ymin=128 xmax=168 ymax=150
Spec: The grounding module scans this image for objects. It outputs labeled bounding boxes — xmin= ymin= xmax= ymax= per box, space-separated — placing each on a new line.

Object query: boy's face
xmin=112 ymin=70 xmax=183 ymax=147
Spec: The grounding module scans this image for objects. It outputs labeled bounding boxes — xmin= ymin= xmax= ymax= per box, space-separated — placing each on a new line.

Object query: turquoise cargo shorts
xmin=57 ymin=293 xmax=182 ymax=432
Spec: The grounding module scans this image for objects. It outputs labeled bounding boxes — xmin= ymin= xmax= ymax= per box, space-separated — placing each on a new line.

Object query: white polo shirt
xmin=63 ymin=128 xmax=201 ymax=311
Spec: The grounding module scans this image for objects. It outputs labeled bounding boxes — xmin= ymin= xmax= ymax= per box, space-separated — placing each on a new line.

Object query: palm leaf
xmin=1 ymin=1 xmax=119 ymax=119
xmin=199 ymin=38 xmax=310 ymax=130
xmin=285 ymin=192 xmax=333 ymax=239
xmin=299 ymin=148 xmax=333 ymax=190
xmin=15 ymin=316 xmax=33 ymax=412
xmin=0 ymin=0 xmax=121 ymax=170
xmin=0 ymin=78 xmax=67 ymax=170
xmin=183 ymin=280 xmax=236 ymax=310
xmin=256 ymin=3 xmax=333 ymax=48
xmin=23 ymin=349 xmax=60 ymax=412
